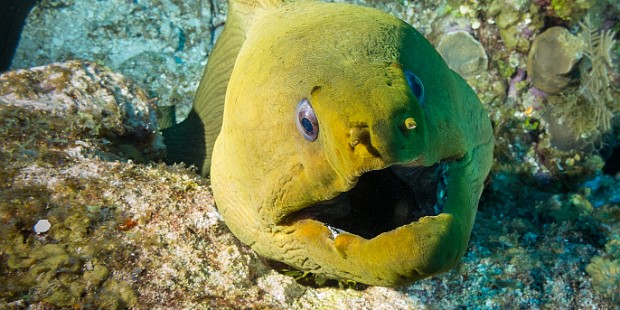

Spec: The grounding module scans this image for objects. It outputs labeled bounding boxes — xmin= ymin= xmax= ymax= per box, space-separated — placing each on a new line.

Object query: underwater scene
xmin=0 ymin=0 xmax=619 ymax=308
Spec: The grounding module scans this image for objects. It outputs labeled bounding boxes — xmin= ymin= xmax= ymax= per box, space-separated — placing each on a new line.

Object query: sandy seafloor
xmin=1 ymin=0 xmax=620 ymax=308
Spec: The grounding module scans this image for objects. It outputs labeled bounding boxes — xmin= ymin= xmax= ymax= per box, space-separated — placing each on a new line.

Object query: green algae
xmin=586 ymin=256 xmax=620 ymax=303
xmin=551 ymin=0 xmax=595 ymax=20
xmin=488 ymin=0 xmax=542 ymax=52
xmin=0 ymin=181 xmax=138 ymax=308
xmin=605 ymin=234 xmax=620 ymax=258
xmin=0 ymin=104 xmax=139 ymax=308
xmin=496 ymin=59 xmax=516 ymax=78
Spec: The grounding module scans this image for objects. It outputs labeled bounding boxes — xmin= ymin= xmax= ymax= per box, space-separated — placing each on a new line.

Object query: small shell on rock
xmin=436 ymin=31 xmax=488 ymax=78
xmin=34 ymin=219 xmax=52 ymax=234
xmin=527 ymin=27 xmax=584 ymax=94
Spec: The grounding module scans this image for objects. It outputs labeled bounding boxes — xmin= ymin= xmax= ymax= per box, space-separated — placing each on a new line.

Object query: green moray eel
xmin=163 ymin=0 xmax=494 ymax=286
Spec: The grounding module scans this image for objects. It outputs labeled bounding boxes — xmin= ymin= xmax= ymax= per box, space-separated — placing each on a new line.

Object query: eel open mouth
xmin=285 ymin=158 xmax=455 ymax=240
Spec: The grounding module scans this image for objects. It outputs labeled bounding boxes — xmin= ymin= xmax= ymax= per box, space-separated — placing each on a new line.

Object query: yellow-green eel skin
xmin=163 ymin=0 xmax=494 ymax=286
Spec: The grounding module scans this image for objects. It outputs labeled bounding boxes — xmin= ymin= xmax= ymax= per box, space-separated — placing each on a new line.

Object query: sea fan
xmin=578 ymin=15 xmax=617 ymax=133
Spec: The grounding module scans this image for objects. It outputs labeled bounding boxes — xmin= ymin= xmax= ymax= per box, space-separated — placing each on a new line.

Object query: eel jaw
xmin=285 ymin=159 xmax=452 ymax=240
xmin=277 ymin=143 xmax=490 ymax=286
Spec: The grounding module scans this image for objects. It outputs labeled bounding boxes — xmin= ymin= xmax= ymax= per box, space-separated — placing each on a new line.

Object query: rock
xmin=527 ymin=27 xmax=584 ymax=94
xmin=12 ymin=0 xmax=229 ymax=120
xmin=436 ymin=31 xmax=488 ymax=78
xmin=0 ymin=60 xmax=165 ymax=162
xmin=33 ymin=219 xmax=51 ymax=234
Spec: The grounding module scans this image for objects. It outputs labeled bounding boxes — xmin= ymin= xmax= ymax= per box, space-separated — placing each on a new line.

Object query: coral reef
xmin=2 ymin=0 xmax=620 ymax=307
xmin=1 ymin=56 xmax=617 ymax=308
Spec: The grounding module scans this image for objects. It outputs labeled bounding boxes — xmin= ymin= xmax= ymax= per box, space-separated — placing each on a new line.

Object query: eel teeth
xmin=326 ymin=224 xmax=347 ymax=240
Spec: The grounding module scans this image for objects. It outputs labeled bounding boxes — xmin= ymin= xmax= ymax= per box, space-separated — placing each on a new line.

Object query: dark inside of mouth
xmin=292 ymin=163 xmax=445 ymax=239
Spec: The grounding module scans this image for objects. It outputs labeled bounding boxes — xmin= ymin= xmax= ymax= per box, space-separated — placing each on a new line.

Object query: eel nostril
xmin=404 ymin=117 xmax=417 ymax=130
xmin=349 ymin=126 xmax=370 ymax=148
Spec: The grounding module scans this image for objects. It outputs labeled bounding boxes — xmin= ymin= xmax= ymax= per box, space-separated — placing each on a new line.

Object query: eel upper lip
xmin=282 ymin=155 xmax=460 ymax=239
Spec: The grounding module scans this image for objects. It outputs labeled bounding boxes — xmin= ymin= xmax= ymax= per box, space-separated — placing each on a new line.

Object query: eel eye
xmin=296 ymin=98 xmax=319 ymax=142
xmin=404 ymin=70 xmax=425 ymax=105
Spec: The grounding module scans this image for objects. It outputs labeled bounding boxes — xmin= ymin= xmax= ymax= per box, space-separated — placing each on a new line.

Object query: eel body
xmin=163 ymin=0 xmax=494 ymax=286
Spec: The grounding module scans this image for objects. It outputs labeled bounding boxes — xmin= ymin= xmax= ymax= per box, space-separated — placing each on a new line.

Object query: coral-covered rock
xmin=436 ymin=31 xmax=488 ymax=78
xmin=527 ymin=27 xmax=584 ymax=94
xmin=0 ymin=60 xmax=164 ymax=162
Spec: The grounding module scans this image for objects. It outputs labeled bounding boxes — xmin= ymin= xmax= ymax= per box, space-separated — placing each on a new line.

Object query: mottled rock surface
xmin=3 ymin=0 xmax=620 ymax=308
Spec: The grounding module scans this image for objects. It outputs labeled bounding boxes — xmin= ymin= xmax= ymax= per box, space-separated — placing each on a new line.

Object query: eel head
xmin=211 ymin=1 xmax=494 ymax=286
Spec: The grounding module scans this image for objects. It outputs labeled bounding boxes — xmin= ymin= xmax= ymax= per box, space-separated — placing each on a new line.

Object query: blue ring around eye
xmin=404 ymin=70 xmax=425 ymax=105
